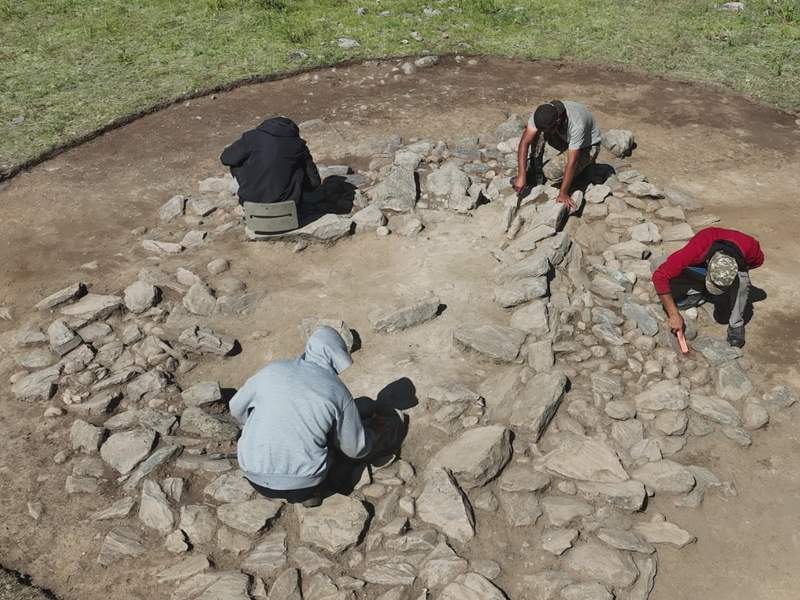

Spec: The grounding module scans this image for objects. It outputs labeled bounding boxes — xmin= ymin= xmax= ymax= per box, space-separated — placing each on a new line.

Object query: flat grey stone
xmin=290 ymin=547 xmax=334 ymax=576
xmin=635 ymin=380 xmax=689 ymax=411
xmin=417 ymin=468 xmax=475 ymax=544
xmin=560 ymin=582 xmax=613 ymax=600
xmin=542 ymin=528 xmax=578 ymax=555
xmin=591 ymin=322 xmax=625 ymax=346
xmin=15 ymin=348 xmax=58 ymax=369
xmin=182 ymin=382 xmax=223 ymax=407
xmin=204 ymin=471 xmax=255 ymax=503
xmin=241 ymin=530 xmax=288 ymax=578
xmin=183 ymin=283 xmax=217 ymax=316
xmin=124 ymin=280 xmax=159 ymax=313
xmin=368 ymin=165 xmax=418 ymax=212
xmin=742 ymin=399 xmax=769 ymax=430
xmin=661 ymin=222 xmax=694 ymax=242
xmin=217 ymin=499 xmax=283 ymax=534
xmin=60 ymin=293 xmax=123 ymax=321
xmin=762 ymin=384 xmax=798 ymax=410
xmin=440 ymin=573 xmax=507 ymax=600
xmin=496 ymin=254 xmax=550 ymax=284
xmin=541 ymin=496 xmax=593 ymax=527
xmin=47 ymin=319 xmax=81 ymax=356
xmin=428 ymin=425 xmax=512 ymax=489
xmin=35 ymin=282 xmax=86 ymax=311
xmin=180 ymin=407 xmax=239 ymax=440
xmin=179 ymin=504 xmax=218 ymax=545
xmin=596 ymin=527 xmax=655 ymax=554
xmin=70 ymin=419 xmax=105 ymax=453
xmin=297 ymin=494 xmax=368 ymax=553
xmin=124 ymin=445 xmax=182 ymax=490
xmin=178 ymin=326 xmax=236 ymax=356
xmin=506 ymin=293 xmax=550 ymax=335
xmin=498 ymin=490 xmax=543 ymax=527
xmin=499 ymin=464 xmax=550 ymax=493
xmin=142 ymin=239 xmax=183 ymax=254
xmin=97 ymin=526 xmax=146 ymax=566
xmin=493 ymin=370 xmax=567 ymax=441
xmin=91 ymin=496 xmax=137 ymax=521
xmin=12 ymin=364 xmax=61 ymax=400
xmin=65 ymin=475 xmax=99 ymax=494
xmin=101 ymin=429 xmax=156 ymax=475
xmin=689 ymin=394 xmax=740 ymax=426
xmin=362 ymin=559 xmax=417 ymax=586
xmin=627 ymin=554 xmax=657 ymax=600
xmin=494 ymin=277 xmax=548 ymax=307
xmin=159 ymin=195 xmax=186 ymax=222
xmin=14 ymin=327 xmax=48 ymax=347
xmin=692 ymin=336 xmax=743 ymax=365
xmin=452 ymin=324 xmax=526 ymax=363
xmin=173 ymin=570 xmax=251 ymax=600
xmin=126 ymin=368 xmax=168 ymax=403
xmin=632 ymin=459 xmax=695 ymax=494
xmin=601 ymin=129 xmax=635 ymax=158
xmin=543 ymin=438 xmax=628 ymax=483
xmin=156 ymin=554 xmax=211 ymax=583
xmin=369 ymin=295 xmax=441 ymax=332
xmin=622 ymin=301 xmax=659 ymax=336
xmin=715 ymin=361 xmax=753 ymax=402
xmin=563 ymin=540 xmax=638 ymax=589
xmin=139 ymin=479 xmax=174 ymax=533
xmin=633 ymin=514 xmax=696 ymax=547
xmin=267 ymin=568 xmax=302 ymax=600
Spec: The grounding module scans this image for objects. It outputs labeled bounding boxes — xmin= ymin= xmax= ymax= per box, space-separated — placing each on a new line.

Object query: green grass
xmin=1 ymin=0 xmax=798 ymax=170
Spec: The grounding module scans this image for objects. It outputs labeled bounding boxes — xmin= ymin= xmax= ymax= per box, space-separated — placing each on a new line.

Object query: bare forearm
xmin=659 ymin=293 xmax=680 ymax=318
xmin=517 ymin=140 xmax=531 ymax=180
xmin=560 ymin=157 xmax=577 ymax=196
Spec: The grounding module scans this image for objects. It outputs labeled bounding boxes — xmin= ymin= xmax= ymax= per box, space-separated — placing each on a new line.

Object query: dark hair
xmin=533 ymin=100 xmax=566 ymax=130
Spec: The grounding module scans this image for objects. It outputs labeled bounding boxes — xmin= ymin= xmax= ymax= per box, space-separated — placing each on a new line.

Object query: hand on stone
xmin=513 ymin=175 xmax=526 ymax=193
xmin=557 ymin=192 xmax=576 ymax=211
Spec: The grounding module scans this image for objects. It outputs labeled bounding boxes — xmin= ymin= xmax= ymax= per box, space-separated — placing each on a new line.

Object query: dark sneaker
xmin=301 ymin=496 xmax=322 ymax=508
xmin=727 ymin=326 xmax=745 ymax=348
xmin=676 ymin=294 xmax=707 ymax=310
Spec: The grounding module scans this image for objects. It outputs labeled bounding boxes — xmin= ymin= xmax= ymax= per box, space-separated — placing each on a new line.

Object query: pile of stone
xmin=2 ymin=113 xmax=797 ymax=600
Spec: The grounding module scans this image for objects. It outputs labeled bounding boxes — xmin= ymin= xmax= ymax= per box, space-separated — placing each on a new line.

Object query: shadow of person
xmin=325 ymin=380 xmax=416 ymax=497
xmin=712 ymin=283 xmax=768 ymax=327
xmin=298 ymin=175 xmax=357 ymax=226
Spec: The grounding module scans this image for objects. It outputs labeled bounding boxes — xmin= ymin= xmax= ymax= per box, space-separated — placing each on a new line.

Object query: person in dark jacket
xmin=652 ymin=227 xmax=764 ymax=348
xmin=220 ymin=116 xmax=321 ymax=207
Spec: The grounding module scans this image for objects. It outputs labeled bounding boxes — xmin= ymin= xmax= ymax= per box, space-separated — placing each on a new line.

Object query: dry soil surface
xmin=1 ymin=57 xmax=799 ymax=600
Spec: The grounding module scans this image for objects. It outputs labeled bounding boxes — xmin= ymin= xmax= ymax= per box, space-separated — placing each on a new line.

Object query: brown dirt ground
xmin=1 ymin=57 xmax=799 ymax=600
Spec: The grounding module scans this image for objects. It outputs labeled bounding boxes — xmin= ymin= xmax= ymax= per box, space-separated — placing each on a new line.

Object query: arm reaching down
xmin=335 ymin=393 xmax=372 ymax=460
xmin=220 ymin=136 xmax=250 ymax=168
xmin=557 ymin=149 xmax=579 ymax=210
xmin=658 ymin=292 xmax=685 ymax=334
xmin=514 ymin=126 xmax=538 ymax=192
xmin=229 ymin=381 xmax=255 ymax=426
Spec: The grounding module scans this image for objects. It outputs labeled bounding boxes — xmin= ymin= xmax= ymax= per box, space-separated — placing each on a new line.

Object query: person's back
xmin=230 ymin=327 xmax=370 ymax=495
xmin=220 ymin=116 xmax=321 ymax=205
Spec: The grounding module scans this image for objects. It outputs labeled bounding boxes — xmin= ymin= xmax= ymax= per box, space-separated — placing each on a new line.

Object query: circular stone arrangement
xmin=3 ymin=114 xmax=796 ymax=600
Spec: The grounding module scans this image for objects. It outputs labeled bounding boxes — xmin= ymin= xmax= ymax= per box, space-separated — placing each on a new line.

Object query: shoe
xmin=301 ymin=496 xmax=322 ymax=508
xmin=676 ymin=294 xmax=707 ymax=310
xmin=727 ymin=326 xmax=745 ymax=348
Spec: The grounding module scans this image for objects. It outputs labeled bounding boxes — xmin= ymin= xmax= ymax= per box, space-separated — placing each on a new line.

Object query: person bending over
xmin=220 ymin=116 xmax=321 ymax=207
xmin=652 ymin=227 xmax=764 ymax=348
xmin=514 ymin=100 xmax=602 ymax=210
xmin=230 ymin=326 xmax=371 ymax=507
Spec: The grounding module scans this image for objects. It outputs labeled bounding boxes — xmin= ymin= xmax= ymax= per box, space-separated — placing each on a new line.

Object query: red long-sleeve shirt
xmin=652 ymin=227 xmax=764 ymax=295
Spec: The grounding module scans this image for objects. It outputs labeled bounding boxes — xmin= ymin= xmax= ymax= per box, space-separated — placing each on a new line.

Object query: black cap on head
xmin=533 ymin=101 xmax=565 ymax=130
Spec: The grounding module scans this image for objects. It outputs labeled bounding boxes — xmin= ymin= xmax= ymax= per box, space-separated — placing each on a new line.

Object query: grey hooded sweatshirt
xmin=230 ymin=326 xmax=371 ymax=490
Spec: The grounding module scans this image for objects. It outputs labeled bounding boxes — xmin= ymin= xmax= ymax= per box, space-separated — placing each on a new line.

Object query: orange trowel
xmin=676 ymin=329 xmax=690 ymax=355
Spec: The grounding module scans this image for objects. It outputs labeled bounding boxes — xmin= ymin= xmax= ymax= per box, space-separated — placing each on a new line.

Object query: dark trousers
xmin=670 ymin=267 xmax=749 ymax=328
xmin=246 ymin=478 xmax=321 ymax=504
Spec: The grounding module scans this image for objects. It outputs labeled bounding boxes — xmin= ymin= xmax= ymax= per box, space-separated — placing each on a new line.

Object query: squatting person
xmin=652 ymin=227 xmax=764 ymax=348
xmin=220 ymin=115 xmax=321 ymax=208
xmin=230 ymin=326 xmax=372 ymax=507
xmin=514 ymin=100 xmax=602 ymax=210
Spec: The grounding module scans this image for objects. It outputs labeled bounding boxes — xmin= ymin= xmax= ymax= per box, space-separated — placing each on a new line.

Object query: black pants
xmin=246 ymin=478 xmax=322 ymax=503
xmin=670 ymin=267 xmax=749 ymax=327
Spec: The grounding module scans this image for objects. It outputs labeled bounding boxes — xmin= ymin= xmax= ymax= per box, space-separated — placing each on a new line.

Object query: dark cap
xmin=533 ymin=101 xmax=565 ymax=130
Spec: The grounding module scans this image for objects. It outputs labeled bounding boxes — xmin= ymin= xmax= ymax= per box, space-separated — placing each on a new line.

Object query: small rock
xmin=633 ymin=513 xmax=696 ymax=547
xmin=742 ymin=398 xmax=769 ymax=430
xmin=35 ymin=282 xmax=86 ymax=311
xmin=159 ymin=195 xmax=186 ymax=222
xmin=182 ymin=381 xmax=223 ymax=406
xmin=369 ymin=295 xmax=441 ymax=332
xmin=297 ymin=494 xmax=369 ymax=553
xmin=452 ymin=324 xmax=526 ymax=363
xmin=97 ymin=527 xmax=146 ymax=566
xmin=100 ymin=429 xmax=156 ymax=474
xmin=70 ymin=419 xmax=105 ymax=454
xmin=542 ymin=528 xmax=578 ymax=555
xmin=139 ymin=479 xmax=174 ymax=533
xmin=417 ymin=468 xmax=475 ymax=544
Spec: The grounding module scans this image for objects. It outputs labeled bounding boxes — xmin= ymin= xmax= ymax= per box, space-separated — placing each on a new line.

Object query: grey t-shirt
xmin=528 ymin=100 xmax=602 ymax=150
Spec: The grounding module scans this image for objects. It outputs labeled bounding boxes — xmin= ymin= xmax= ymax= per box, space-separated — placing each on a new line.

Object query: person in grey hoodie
xmin=230 ymin=326 xmax=372 ymax=505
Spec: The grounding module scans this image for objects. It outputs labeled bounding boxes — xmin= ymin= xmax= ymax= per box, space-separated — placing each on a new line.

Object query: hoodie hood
xmin=257 ymin=116 xmax=300 ymax=138
xmin=302 ymin=326 xmax=353 ymax=374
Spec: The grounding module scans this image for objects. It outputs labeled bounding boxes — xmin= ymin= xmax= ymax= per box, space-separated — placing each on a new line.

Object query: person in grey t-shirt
xmin=514 ymin=100 xmax=602 ymax=210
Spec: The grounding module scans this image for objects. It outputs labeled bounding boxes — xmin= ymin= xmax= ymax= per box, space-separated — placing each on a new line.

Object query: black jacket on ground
xmin=220 ymin=117 xmax=321 ymax=205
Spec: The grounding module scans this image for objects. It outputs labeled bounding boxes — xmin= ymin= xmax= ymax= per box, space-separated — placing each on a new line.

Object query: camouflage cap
xmin=705 ymin=252 xmax=738 ymax=295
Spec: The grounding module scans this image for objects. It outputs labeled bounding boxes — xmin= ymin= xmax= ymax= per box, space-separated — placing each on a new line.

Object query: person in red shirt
xmin=652 ymin=227 xmax=764 ymax=348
